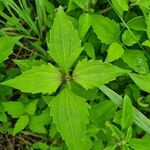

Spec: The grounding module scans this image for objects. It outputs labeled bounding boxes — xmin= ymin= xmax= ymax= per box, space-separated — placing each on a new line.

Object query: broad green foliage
xmin=70 ymin=81 xmax=98 ymax=100
xmin=29 ymin=109 xmax=50 ymax=133
xmin=25 ymin=100 xmax=38 ymax=115
xmin=92 ymin=14 xmax=120 ymax=44
xmin=107 ymin=122 xmax=124 ymax=141
xmin=0 ymin=0 xmax=150 ymax=149
xmin=0 ymin=35 xmax=21 ymax=63
xmin=73 ymin=59 xmax=128 ymax=89
xmin=32 ymin=142 xmax=49 ymax=150
xmin=105 ymin=42 xmax=124 ymax=62
xmin=127 ymin=16 xmax=147 ymax=31
xmin=48 ymin=7 xmax=82 ymax=72
xmin=129 ymin=138 xmax=150 ymax=150
xmin=90 ymin=101 xmax=116 ymax=126
xmin=2 ymin=101 xmax=25 ymax=118
xmin=2 ymin=65 xmax=62 ymax=94
xmin=147 ymin=12 xmax=150 ymax=40
xmin=14 ymin=59 xmax=46 ymax=72
xmin=142 ymin=40 xmax=150 ymax=47
xmin=50 ymin=87 xmax=90 ymax=150
xmin=84 ymin=42 xmax=95 ymax=59
xmin=13 ymin=115 xmax=29 ymax=135
xmin=129 ymin=73 xmax=150 ymax=93
xmin=121 ymin=95 xmax=133 ymax=129
xmin=122 ymin=50 xmax=149 ymax=74
xmin=71 ymin=0 xmax=88 ymax=9
xmin=78 ymin=13 xmax=91 ymax=39
xmin=122 ymin=30 xmax=141 ymax=46
xmin=111 ymin=0 xmax=128 ymax=17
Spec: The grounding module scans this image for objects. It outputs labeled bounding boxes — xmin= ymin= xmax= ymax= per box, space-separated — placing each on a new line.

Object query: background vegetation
xmin=0 ymin=0 xmax=150 ymax=150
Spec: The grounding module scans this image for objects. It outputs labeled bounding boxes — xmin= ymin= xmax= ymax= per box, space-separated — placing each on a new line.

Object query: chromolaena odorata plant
xmin=1 ymin=6 xmax=150 ymax=150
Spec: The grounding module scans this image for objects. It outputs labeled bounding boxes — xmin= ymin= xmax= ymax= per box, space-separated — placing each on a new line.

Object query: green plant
xmin=0 ymin=0 xmax=150 ymax=149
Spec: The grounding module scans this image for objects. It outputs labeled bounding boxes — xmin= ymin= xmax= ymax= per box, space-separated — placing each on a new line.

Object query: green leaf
xmin=142 ymin=40 xmax=150 ymax=47
xmin=129 ymin=138 xmax=150 ymax=150
xmin=125 ymin=127 xmax=132 ymax=142
xmin=122 ymin=30 xmax=141 ymax=46
xmin=111 ymin=0 xmax=124 ymax=17
xmin=0 ymin=113 xmax=7 ymax=122
xmin=70 ymin=81 xmax=98 ymax=100
xmin=0 ymin=35 xmax=21 ymax=63
xmin=1 ymin=64 xmax=62 ymax=94
xmin=147 ymin=12 xmax=150 ymax=40
xmin=112 ymin=0 xmax=128 ymax=11
xmin=84 ymin=42 xmax=95 ymax=59
xmin=29 ymin=109 xmax=51 ymax=133
xmin=90 ymin=101 xmax=116 ymax=126
xmin=99 ymin=85 xmax=150 ymax=134
xmin=25 ymin=100 xmax=38 ymax=115
xmin=105 ymin=42 xmax=124 ymax=63
xmin=92 ymin=14 xmax=120 ymax=44
xmin=73 ymin=59 xmax=128 ymax=89
xmin=106 ymin=122 xmax=124 ymax=141
xmin=32 ymin=142 xmax=49 ymax=150
xmin=127 ymin=16 xmax=147 ymax=31
xmin=50 ymin=87 xmax=90 ymax=150
xmin=78 ymin=13 xmax=91 ymax=39
xmin=121 ymin=95 xmax=133 ymax=129
xmin=129 ymin=73 xmax=150 ymax=93
xmin=71 ymin=0 xmax=88 ymax=9
xmin=111 ymin=0 xmax=128 ymax=17
xmin=13 ymin=115 xmax=29 ymax=135
xmin=48 ymin=7 xmax=82 ymax=72
xmin=14 ymin=59 xmax=46 ymax=72
xmin=122 ymin=50 xmax=149 ymax=74
xmin=3 ymin=101 xmax=25 ymax=118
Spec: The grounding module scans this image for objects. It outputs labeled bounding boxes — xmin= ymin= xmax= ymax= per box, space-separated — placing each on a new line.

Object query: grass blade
xmin=99 ymin=85 xmax=150 ymax=134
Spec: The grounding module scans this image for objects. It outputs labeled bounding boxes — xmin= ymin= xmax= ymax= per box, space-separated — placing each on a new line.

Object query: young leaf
xmin=90 ymin=101 xmax=116 ymax=126
xmin=122 ymin=50 xmax=149 ymax=74
xmin=78 ymin=13 xmax=91 ymax=39
xmin=50 ymin=87 xmax=90 ymax=150
xmin=84 ymin=42 xmax=95 ymax=59
xmin=147 ymin=12 xmax=150 ymax=40
xmin=14 ymin=59 xmax=46 ymax=72
xmin=111 ymin=0 xmax=125 ymax=17
xmin=129 ymin=73 xmax=150 ymax=93
xmin=71 ymin=0 xmax=88 ymax=9
xmin=92 ymin=14 xmax=120 ymax=44
xmin=129 ymin=138 xmax=150 ymax=150
xmin=73 ymin=59 xmax=128 ymax=89
xmin=106 ymin=122 xmax=124 ymax=141
xmin=0 ymin=35 xmax=21 ymax=63
xmin=13 ymin=115 xmax=29 ymax=135
xmin=142 ymin=40 xmax=150 ymax=47
xmin=99 ymin=85 xmax=150 ymax=134
xmin=25 ymin=100 xmax=38 ymax=115
xmin=125 ymin=127 xmax=132 ymax=143
xmin=48 ymin=7 xmax=82 ymax=72
xmin=32 ymin=142 xmax=49 ymax=150
xmin=127 ymin=16 xmax=147 ymax=31
xmin=0 ymin=113 xmax=7 ymax=122
xmin=1 ymin=64 xmax=62 ymax=94
xmin=112 ymin=0 xmax=128 ymax=12
xmin=122 ymin=30 xmax=141 ymax=46
xmin=70 ymin=81 xmax=98 ymax=100
xmin=29 ymin=109 xmax=51 ymax=133
xmin=105 ymin=42 xmax=124 ymax=63
xmin=121 ymin=95 xmax=133 ymax=129
xmin=2 ymin=101 xmax=25 ymax=118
